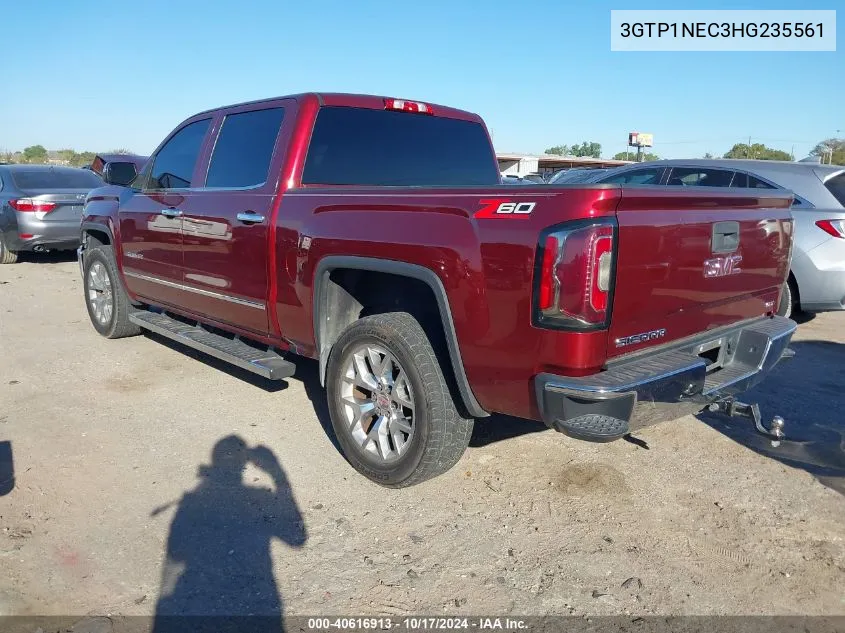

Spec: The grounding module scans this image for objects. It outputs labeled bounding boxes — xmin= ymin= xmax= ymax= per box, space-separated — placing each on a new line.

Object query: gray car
xmin=593 ymin=159 xmax=845 ymax=318
xmin=0 ymin=165 xmax=104 ymax=263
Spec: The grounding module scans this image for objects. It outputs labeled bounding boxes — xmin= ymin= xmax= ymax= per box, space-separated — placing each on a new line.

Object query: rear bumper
xmin=793 ymin=246 xmax=845 ymax=312
xmin=536 ymin=316 xmax=796 ymax=432
xmin=2 ymin=215 xmax=80 ymax=252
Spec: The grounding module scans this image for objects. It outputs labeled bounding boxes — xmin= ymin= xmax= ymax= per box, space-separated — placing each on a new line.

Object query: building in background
xmin=497 ymin=153 xmax=631 ymax=178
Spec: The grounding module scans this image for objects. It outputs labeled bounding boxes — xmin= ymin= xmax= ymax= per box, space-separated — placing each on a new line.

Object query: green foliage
xmin=612 ymin=151 xmax=659 ymax=162
xmin=544 ymin=145 xmax=569 ymax=156
xmin=723 ymin=143 xmax=791 ymax=161
xmin=812 ymin=138 xmax=845 ymax=166
xmin=22 ymin=145 xmax=48 ymax=163
xmin=73 ymin=151 xmax=96 ymax=167
xmin=569 ymin=141 xmax=602 ymax=158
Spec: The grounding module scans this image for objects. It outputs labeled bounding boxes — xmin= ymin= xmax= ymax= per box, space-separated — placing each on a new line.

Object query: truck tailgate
xmin=608 ymin=187 xmax=793 ymax=359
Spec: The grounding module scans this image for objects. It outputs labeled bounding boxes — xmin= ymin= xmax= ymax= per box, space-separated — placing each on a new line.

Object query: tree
xmin=723 ymin=142 xmax=791 ymax=161
xmin=569 ymin=141 xmax=602 ymax=158
xmin=811 ymin=138 xmax=845 ymax=166
xmin=544 ymin=145 xmax=569 ymax=156
xmin=57 ymin=149 xmax=79 ymax=165
xmin=22 ymin=144 xmax=48 ymax=163
xmin=612 ymin=151 xmax=659 ymax=162
xmin=73 ymin=151 xmax=96 ymax=167
xmin=703 ymin=152 xmax=715 ymax=159
xmin=109 ymin=148 xmax=134 ymax=155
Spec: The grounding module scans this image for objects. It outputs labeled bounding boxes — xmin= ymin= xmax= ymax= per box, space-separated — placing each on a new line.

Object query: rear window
xmin=11 ymin=169 xmax=103 ymax=190
xmin=825 ymin=173 xmax=845 ymax=206
xmin=302 ymin=107 xmax=498 ymax=186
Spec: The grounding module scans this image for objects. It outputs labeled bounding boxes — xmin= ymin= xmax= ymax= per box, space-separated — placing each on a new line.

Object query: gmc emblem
xmin=703 ymin=254 xmax=742 ymax=278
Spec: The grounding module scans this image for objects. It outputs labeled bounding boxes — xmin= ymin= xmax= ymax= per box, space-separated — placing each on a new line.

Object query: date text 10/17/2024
xmin=306 ymin=617 xmax=528 ymax=630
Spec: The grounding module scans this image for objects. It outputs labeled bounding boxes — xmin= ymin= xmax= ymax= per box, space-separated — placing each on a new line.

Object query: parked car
xmin=501 ymin=175 xmax=534 ymax=185
xmin=79 ymin=93 xmax=795 ymax=487
xmin=592 ymin=159 xmax=845 ymax=317
xmin=0 ymin=165 xmax=105 ymax=263
xmin=547 ymin=167 xmax=612 ymax=184
xmin=521 ymin=173 xmax=546 ymax=184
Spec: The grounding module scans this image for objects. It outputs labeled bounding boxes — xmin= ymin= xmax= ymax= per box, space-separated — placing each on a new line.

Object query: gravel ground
xmin=1 ymin=253 xmax=844 ymax=621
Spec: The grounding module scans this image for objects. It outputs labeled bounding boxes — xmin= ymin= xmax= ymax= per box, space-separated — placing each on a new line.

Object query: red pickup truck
xmin=78 ymin=93 xmax=796 ymax=487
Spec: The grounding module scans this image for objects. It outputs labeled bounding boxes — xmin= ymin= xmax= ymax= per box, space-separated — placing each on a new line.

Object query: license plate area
xmin=694 ymin=332 xmax=741 ymax=373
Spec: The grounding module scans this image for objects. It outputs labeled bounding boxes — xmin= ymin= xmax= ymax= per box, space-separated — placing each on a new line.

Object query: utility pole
xmin=747 ymin=136 xmax=752 ymax=158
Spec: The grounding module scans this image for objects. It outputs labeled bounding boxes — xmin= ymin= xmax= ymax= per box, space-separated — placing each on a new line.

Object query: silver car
xmin=594 ymin=159 xmax=845 ymax=317
xmin=0 ymin=165 xmax=104 ymax=264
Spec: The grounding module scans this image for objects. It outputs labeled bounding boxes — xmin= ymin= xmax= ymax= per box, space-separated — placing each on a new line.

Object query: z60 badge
xmin=475 ymin=199 xmax=536 ymax=219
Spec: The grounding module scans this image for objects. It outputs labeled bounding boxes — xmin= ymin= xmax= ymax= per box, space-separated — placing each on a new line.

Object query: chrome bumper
xmin=536 ymin=316 xmax=796 ymax=431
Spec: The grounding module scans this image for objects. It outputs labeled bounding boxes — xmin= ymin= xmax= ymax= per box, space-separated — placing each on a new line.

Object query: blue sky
xmin=1 ymin=0 xmax=841 ymax=160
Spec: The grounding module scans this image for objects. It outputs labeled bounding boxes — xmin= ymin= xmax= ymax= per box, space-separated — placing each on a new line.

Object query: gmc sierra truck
xmin=78 ymin=93 xmax=796 ymax=487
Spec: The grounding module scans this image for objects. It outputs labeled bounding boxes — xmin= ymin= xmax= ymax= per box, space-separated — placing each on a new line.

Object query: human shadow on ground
xmin=152 ymin=435 xmax=306 ymax=633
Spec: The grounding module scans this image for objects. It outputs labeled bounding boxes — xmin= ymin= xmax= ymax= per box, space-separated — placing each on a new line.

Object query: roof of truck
xmin=191 ymin=92 xmax=483 ymax=123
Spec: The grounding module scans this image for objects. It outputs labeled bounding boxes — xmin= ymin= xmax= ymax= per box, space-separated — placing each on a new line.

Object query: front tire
xmin=326 ymin=312 xmax=474 ymax=488
xmin=83 ymin=246 xmax=141 ymax=339
xmin=0 ymin=235 xmax=18 ymax=264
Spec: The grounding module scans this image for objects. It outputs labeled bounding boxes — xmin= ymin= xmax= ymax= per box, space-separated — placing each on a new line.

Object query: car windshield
xmin=11 ymin=168 xmax=103 ymax=190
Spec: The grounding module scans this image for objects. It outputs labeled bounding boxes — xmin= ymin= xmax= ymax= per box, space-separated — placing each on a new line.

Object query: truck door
xmin=118 ymin=118 xmax=212 ymax=308
xmin=177 ymin=101 xmax=292 ymax=336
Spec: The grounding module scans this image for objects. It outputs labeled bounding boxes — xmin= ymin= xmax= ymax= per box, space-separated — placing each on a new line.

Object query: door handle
xmin=237 ymin=212 xmax=265 ymax=225
xmin=712 ymin=221 xmax=740 ymax=253
xmin=160 ymin=208 xmax=182 ymax=218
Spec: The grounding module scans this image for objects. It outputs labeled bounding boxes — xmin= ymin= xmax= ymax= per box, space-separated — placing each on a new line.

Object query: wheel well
xmin=83 ymin=229 xmax=111 ymax=247
xmin=316 ymin=266 xmax=484 ymax=418
xmin=788 ymin=271 xmax=799 ymax=307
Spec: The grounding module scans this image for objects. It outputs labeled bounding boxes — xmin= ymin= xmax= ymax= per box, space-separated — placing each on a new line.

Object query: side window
xmin=148 ymin=119 xmax=211 ymax=190
xmin=205 ymin=107 xmax=285 ymax=188
xmin=667 ymin=167 xmax=733 ymax=187
xmin=730 ymin=172 xmax=748 ymax=187
xmin=602 ymin=168 xmax=662 ymax=185
xmin=747 ymin=174 xmax=775 ymax=189
xmin=823 ymin=173 xmax=845 ymax=206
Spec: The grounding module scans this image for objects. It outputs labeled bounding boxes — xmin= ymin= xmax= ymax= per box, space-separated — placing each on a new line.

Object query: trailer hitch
xmin=708 ymin=399 xmax=785 ymax=446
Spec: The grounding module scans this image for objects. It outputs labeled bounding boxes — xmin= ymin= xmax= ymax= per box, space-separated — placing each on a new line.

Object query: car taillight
xmin=384 ymin=98 xmax=433 ymax=115
xmin=816 ymin=219 xmax=845 ymax=239
xmin=534 ymin=220 xmax=616 ymax=329
xmin=9 ymin=198 xmax=57 ymax=213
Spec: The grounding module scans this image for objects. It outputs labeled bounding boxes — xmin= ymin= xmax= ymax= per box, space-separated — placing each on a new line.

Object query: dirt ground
xmin=1 ymin=253 xmax=844 ymax=621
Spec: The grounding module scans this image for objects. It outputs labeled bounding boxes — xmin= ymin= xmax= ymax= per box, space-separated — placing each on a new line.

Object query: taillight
xmin=816 ymin=219 xmax=845 ymax=239
xmin=9 ymin=198 xmax=57 ymax=213
xmin=384 ymin=98 xmax=433 ymax=115
xmin=534 ymin=220 xmax=616 ymax=329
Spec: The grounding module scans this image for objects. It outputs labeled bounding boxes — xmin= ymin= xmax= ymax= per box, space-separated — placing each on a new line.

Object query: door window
xmin=148 ymin=119 xmax=211 ymax=190
xmin=205 ymin=108 xmax=285 ymax=188
xmin=666 ymin=167 xmax=733 ymax=187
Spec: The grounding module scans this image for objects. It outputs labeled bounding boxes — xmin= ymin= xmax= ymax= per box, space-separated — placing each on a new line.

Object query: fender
xmin=312 ymin=255 xmax=488 ymax=418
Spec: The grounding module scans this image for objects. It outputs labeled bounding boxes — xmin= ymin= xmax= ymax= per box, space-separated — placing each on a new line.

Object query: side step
xmin=553 ymin=414 xmax=629 ymax=443
xmin=129 ymin=311 xmax=296 ymax=380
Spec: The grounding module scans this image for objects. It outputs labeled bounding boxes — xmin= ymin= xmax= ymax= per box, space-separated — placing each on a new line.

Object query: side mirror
xmin=102 ymin=161 xmax=138 ymax=186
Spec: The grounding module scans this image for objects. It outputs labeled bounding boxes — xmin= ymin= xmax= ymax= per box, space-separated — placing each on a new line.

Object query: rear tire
xmin=83 ymin=245 xmax=141 ymax=339
xmin=776 ymin=279 xmax=795 ymax=319
xmin=326 ymin=312 xmax=474 ymax=488
xmin=0 ymin=235 xmax=18 ymax=264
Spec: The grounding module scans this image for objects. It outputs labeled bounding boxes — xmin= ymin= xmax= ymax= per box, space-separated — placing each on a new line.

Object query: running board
xmin=129 ymin=311 xmax=296 ymax=380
